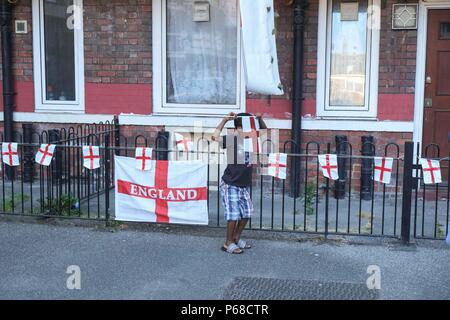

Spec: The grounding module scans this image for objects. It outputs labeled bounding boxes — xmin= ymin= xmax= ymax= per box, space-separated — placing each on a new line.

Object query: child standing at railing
xmin=211 ymin=112 xmax=267 ymax=254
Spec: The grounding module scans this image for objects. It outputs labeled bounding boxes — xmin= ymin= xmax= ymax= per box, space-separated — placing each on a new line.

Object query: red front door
xmin=423 ymin=9 xmax=450 ymax=179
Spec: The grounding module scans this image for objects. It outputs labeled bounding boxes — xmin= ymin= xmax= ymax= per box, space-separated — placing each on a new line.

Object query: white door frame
xmin=413 ymin=0 xmax=450 ymax=155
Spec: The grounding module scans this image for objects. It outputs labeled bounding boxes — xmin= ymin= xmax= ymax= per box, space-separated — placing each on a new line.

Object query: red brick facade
xmin=0 ymin=0 xmax=419 ymax=136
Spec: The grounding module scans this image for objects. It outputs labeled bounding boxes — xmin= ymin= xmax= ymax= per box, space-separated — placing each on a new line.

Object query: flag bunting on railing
xmin=175 ymin=133 xmax=193 ymax=153
xmin=35 ymin=144 xmax=56 ymax=167
xmin=419 ymin=158 xmax=442 ymax=185
xmin=373 ymin=157 xmax=394 ymax=184
xmin=268 ymin=153 xmax=287 ymax=179
xmin=318 ymin=154 xmax=339 ymax=180
xmin=83 ymin=146 xmax=101 ymax=170
xmin=135 ymin=147 xmax=153 ymax=171
xmin=2 ymin=143 xmax=20 ymax=167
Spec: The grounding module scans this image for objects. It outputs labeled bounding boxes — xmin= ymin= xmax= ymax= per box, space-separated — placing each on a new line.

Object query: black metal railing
xmin=0 ymin=123 xmax=449 ymax=241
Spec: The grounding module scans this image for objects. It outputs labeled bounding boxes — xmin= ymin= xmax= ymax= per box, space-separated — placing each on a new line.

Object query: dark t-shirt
xmin=221 ymin=135 xmax=253 ymax=187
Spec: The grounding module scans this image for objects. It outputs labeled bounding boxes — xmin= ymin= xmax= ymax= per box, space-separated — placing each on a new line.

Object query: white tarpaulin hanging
xmin=240 ymin=0 xmax=284 ymax=95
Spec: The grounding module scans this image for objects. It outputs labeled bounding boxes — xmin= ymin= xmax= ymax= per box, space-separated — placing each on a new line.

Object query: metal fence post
xmin=334 ymin=135 xmax=347 ymax=199
xmin=22 ymin=123 xmax=34 ymax=183
xmin=324 ymin=143 xmax=331 ymax=239
xmin=104 ymin=133 xmax=111 ymax=225
xmin=361 ymin=135 xmax=374 ymax=200
xmin=401 ymin=141 xmax=414 ymax=244
xmin=114 ymin=115 xmax=120 ymax=156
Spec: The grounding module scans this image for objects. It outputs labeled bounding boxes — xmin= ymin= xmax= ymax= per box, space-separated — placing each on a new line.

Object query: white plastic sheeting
xmin=240 ymin=0 xmax=284 ymax=95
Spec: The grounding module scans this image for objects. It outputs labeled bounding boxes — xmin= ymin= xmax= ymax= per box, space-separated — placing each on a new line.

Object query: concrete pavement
xmin=0 ymin=219 xmax=448 ymax=300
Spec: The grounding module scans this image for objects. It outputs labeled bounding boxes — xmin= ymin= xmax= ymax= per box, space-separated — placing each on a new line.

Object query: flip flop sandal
xmin=236 ymin=239 xmax=252 ymax=249
xmin=221 ymin=243 xmax=243 ymax=254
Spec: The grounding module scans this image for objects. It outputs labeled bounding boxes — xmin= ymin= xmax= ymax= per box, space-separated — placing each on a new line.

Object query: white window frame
xmin=32 ymin=0 xmax=85 ymax=113
xmin=152 ymin=0 xmax=246 ymax=116
xmin=316 ymin=0 xmax=380 ymax=119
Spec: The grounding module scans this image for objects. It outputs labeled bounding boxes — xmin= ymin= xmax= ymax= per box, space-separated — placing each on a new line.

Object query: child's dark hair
xmin=234 ymin=113 xmax=253 ymax=129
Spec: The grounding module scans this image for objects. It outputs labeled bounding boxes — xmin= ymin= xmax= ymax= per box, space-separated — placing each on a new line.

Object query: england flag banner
xmin=115 ymin=156 xmax=208 ymax=225
xmin=419 ymin=158 xmax=442 ymax=185
xmin=2 ymin=143 xmax=20 ymax=167
xmin=318 ymin=154 xmax=339 ymax=180
xmin=35 ymin=144 xmax=56 ymax=166
xmin=373 ymin=157 xmax=393 ymax=184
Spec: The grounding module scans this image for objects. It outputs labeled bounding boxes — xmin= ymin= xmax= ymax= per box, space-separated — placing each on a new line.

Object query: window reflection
xmin=44 ymin=0 xmax=76 ymax=102
xmin=329 ymin=0 xmax=368 ymax=107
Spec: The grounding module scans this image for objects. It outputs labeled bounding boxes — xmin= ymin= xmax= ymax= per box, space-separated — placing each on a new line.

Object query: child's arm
xmin=211 ymin=112 xmax=236 ymax=142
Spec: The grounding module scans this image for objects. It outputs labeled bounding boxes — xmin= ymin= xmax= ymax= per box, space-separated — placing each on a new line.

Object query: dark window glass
xmin=440 ymin=22 xmax=450 ymax=40
xmin=43 ymin=0 xmax=76 ymax=101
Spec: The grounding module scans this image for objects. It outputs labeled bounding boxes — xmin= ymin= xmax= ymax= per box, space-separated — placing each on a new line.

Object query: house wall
xmin=0 ymin=0 xmax=417 ymax=121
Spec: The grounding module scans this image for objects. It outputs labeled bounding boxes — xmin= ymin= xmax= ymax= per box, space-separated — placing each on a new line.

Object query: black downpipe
xmin=1 ymin=1 xmax=15 ymax=181
xmin=361 ymin=135 xmax=374 ymax=200
xmin=22 ymin=123 xmax=34 ymax=183
xmin=334 ymin=135 xmax=348 ymax=199
xmin=290 ymin=0 xmax=308 ymax=198
xmin=1 ymin=0 xmax=14 ymax=143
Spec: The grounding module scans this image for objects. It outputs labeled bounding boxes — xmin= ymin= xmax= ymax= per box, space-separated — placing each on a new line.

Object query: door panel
xmin=423 ymin=9 xmax=450 ymax=180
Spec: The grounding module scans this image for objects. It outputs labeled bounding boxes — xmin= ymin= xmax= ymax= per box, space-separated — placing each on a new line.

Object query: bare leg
xmin=226 ymin=221 xmax=237 ymax=246
xmin=233 ymin=218 xmax=249 ymax=243
xmin=224 ymin=221 xmax=242 ymax=253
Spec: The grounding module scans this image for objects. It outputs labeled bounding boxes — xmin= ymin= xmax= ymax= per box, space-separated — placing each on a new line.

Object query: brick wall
xmin=0 ymin=0 xmax=418 ymax=121
xmin=83 ymin=0 xmax=152 ymax=85
xmin=379 ymin=0 xmax=417 ymax=95
xmin=5 ymin=4 xmax=33 ymax=82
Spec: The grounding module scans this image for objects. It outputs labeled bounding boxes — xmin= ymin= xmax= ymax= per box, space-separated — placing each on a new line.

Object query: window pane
xmin=44 ymin=0 xmax=76 ymax=101
xmin=440 ymin=22 xmax=450 ymax=39
xmin=329 ymin=0 xmax=368 ymax=107
xmin=166 ymin=0 xmax=238 ymax=105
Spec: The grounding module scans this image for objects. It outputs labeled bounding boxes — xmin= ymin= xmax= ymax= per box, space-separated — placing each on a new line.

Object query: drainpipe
xmin=0 ymin=0 xmax=14 ymax=144
xmin=290 ymin=0 xmax=308 ymax=197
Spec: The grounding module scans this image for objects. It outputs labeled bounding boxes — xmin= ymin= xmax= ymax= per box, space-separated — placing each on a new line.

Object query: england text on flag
xmin=268 ymin=153 xmax=287 ymax=179
xmin=2 ymin=143 xmax=20 ymax=167
xmin=115 ymin=156 xmax=208 ymax=225
xmin=373 ymin=157 xmax=394 ymax=184
xmin=419 ymin=158 xmax=442 ymax=185
xmin=318 ymin=154 xmax=339 ymax=180
xmin=174 ymin=133 xmax=193 ymax=152
xmin=83 ymin=146 xmax=101 ymax=170
xmin=135 ymin=147 xmax=153 ymax=171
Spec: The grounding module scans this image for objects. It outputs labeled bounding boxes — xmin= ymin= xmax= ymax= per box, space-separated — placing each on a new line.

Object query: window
xmin=317 ymin=0 xmax=380 ymax=118
xmin=32 ymin=0 xmax=85 ymax=112
xmin=153 ymin=0 xmax=245 ymax=115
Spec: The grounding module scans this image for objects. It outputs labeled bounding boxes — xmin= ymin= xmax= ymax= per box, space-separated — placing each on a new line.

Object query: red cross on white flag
xmin=135 ymin=147 xmax=153 ymax=171
xmin=35 ymin=144 xmax=56 ymax=167
xmin=241 ymin=116 xmax=261 ymax=153
xmin=268 ymin=153 xmax=287 ymax=179
xmin=174 ymin=133 xmax=193 ymax=152
xmin=373 ymin=157 xmax=393 ymax=184
xmin=82 ymin=146 xmax=100 ymax=170
xmin=318 ymin=154 xmax=339 ymax=180
xmin=2 ymin=143 xmax=20 ymax=167
xmin=115 ymin=156 xmax=208 ymax=225
xmin=419 ymin=158 xmax=442 ymax=185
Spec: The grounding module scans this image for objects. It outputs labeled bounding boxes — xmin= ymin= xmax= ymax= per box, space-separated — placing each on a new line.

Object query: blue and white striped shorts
xmin=220 ymin=180 xmax=254 ymax=221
